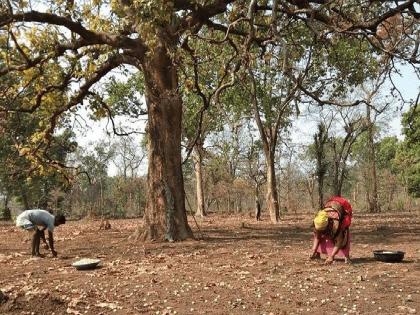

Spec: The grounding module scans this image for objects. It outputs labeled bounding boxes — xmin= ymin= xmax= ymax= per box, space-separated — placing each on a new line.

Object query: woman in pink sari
xmin=309 ymin=196 xmax=352 ymax=264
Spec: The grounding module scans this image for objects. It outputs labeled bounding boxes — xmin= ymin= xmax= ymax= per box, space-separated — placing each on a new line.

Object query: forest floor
xmin=0 ymin=212 xmax=419 ymax=315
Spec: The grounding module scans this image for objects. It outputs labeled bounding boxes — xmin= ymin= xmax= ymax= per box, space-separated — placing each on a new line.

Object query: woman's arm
xmin=325 ymin=230 xmax=346 ymax=264
xmin=310 ymin=231 xmax=322 ymax=258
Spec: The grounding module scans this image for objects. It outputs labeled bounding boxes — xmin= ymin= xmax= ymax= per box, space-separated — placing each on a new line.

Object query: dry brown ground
xmin=0 ymin=212 xmax=419 ymax=315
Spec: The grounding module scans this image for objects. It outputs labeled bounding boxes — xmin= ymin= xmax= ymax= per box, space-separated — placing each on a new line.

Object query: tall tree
xmin=310 ymin=108 xmax=367 ymax=204
xmin=351 ymin=62 xmax=395 ymax=212
xmin=246 ymin=47 xmax=298 ymax=223
xmin=75 ymin=141 xmax=115 ymax=216
xmin=242 ymin=125 xmax=266 ymax=220
xmin=361 ymin=74 xmax=390 ymax=213
xmin=395 ymin=102 xmax=420 ymax=197
xmin=313 ymin=123 xmax=329 ymax=208
xmin=112 ymin=135 xmax=146 ymax=179
xmin=209 ymin=115 xmax=248 ymax=212
xmin=180 ymin=36 xmax=239 ymax=217
xmin=329 ymin=114 xmax=366 ymax=197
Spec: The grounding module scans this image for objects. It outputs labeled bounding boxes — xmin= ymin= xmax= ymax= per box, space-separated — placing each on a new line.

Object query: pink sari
xmin=316 ymin=232 xmax=351 ymax=257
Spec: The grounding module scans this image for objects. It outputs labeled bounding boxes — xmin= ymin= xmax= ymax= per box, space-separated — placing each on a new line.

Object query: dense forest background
xmin=1 ymin=101 xmax=418 ymax=220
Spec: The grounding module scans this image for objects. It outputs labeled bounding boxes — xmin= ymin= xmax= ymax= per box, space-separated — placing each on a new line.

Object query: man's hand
xmin=51 ymin=250 xmax=57 ymax=257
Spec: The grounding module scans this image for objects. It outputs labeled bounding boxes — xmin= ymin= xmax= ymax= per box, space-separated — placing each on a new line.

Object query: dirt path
xmin=1 ymin=213 xmax=419 ymax=315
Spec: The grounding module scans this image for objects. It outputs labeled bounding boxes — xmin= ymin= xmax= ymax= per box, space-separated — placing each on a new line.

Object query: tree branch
xmin=0 ymin=10 xmax=146 ymax=52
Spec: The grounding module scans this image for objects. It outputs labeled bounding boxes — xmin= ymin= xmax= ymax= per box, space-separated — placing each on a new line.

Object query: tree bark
xmin=305 ymin=175 xmax=316 ymax=210
xmin=314 ymin=124 xmax=328 ymax=209
xmin=330 ymin=121 xmax=361 ymax=198
xmin=266 ymin=151 xmax=280 ymax=223
xmin=332 ymin=150 xmax=340 ymax=196
xmin=255 ymin=183 xmax=261 ymax=220
xmin=247 ymin=67 xmax=286 ymax=224
xmin=138 ymin=46 xmax=193 ymax=241
xmin=366 ymin=105 xmax=380 ymax=213
xmin=1 ymin=192 xmax=11 ymax=220
xmin=193 ymin=146 xmax=206 ymax=217
xmin=317 ymin=176 xmax=324 ymax=209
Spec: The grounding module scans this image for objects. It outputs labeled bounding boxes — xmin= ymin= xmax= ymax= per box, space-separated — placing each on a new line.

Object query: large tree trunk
xmin=255 ymin=183 xmax=261 ymax=221
xmin=138 ymin=46 xmax=193 ymax=241
xmin=266 ymin=151 xmax=280 ymax=223
xmin=193 ymin=146 xmax=206 ymax=217
xmin=317 ymin=176 xmax=324 ymax=209
xmin=314 ymin=124 xmax=328 ymax=209
xmin=366 ymin=105 xmax=380 ymax=213
xmin=332 ymin=146 xmax=340 ymax=196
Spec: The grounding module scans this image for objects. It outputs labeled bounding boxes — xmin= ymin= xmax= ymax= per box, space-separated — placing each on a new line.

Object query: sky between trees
xmin=74 ymin=62 xmax=418 ymax=177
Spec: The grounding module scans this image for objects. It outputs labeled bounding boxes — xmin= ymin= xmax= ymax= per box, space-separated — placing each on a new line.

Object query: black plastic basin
xmin=373 ymin=250 xmax=405 ymax=263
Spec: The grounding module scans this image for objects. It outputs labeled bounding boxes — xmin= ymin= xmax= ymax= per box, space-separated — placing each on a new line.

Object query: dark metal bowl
xmin=373 ymin=250 xmax=405 ymax=263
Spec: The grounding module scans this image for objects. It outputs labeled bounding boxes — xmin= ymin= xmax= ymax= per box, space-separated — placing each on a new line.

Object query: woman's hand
xmin=324 ymin=256 xmax=334 ymax=264
xmin=309 ymin=252 xmax=321 ymax=260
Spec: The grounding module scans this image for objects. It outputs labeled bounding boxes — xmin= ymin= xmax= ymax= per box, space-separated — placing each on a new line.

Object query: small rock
xmin=0 ymin=290 xmax=8 ymax=304
xmin=398 ymin=305 xmax=416 ymax=314
xmin=357 ymin=275 xmax=364 ymax=282
xmin=406 ymin=295 xmax=413 ymax=302
xmin=66 ymin=308 xmax=82 ymax=315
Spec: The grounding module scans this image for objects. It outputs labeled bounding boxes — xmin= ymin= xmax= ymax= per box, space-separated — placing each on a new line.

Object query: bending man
xmin=16 ymin=209 xmax=66 ymax=257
